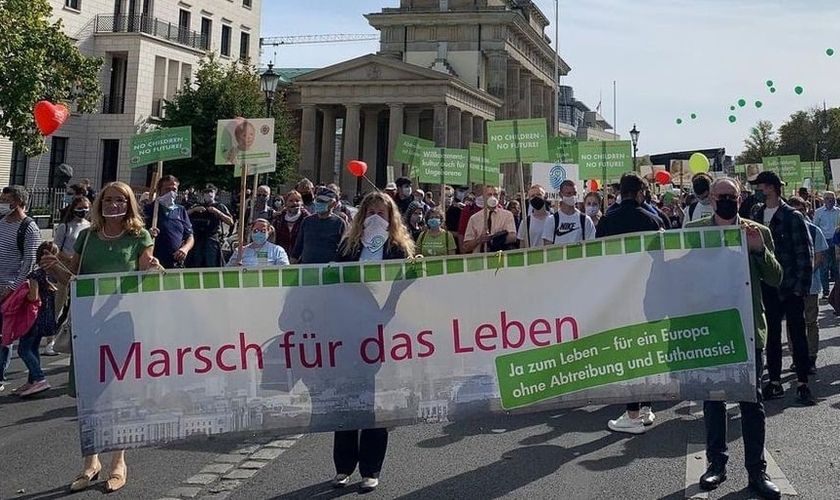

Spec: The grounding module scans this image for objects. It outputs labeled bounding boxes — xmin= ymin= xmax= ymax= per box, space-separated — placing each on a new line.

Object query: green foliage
xmin=158 ymin=55 xmax=299 ymax=191
xmin=0 ymin=0 xmax=103 ymax=156
xmin=736 ymin=120 xmax=778 ymax=164
xmin=776 ymin=107 xmax=840 ymax=164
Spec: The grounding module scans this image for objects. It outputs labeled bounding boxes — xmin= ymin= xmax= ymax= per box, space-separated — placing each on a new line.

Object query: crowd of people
xmin=0 ymin=165 xmax=834 ymax=498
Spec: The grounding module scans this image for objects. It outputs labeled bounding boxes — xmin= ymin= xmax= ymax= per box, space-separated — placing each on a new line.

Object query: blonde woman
xmin=42 ymin=181 xmax=160 ymax=494
xmin=331 ymin=192 xmax=413 ymax=492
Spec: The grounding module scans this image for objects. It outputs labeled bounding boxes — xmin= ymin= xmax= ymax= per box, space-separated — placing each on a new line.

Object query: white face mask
xmin=562 ymin=196 xmax=577 ymax=207
xmin=400 ymin=187 xmax=412 ymax=197
xmin=158 ymin=191 xmax=177 ymax=208
xmin=585 ymin=205 xmax=599 ymax=217
xmin=0 ymin=203 xmax=10 ymax=215
xmin=362 ymin=214 xmax=390 ymax=252
xmin=485 ymin=196 xmax=498 ymax=209
xmin=474 ymin=195 xmax=485 ymax=208
xmin=284 ymin=211 xmax=301 ymax=222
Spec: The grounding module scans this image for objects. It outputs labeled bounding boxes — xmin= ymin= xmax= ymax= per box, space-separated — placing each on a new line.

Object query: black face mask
xmin=301 ymin=192 xmax=314 ymax=204
xmin=714 ymin=199 xmax=739 ymax=220
xmin=529 ymin=197 xmax=545 ymax=211
xmin=73 ymin=209 xmax=90 ymax=219
xmin=753 ymin=191 xmax=766 ymax=203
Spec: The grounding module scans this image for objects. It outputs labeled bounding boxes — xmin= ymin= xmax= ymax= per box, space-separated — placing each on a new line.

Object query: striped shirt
xmin=0 ymin=216 xmax=42 ymax=290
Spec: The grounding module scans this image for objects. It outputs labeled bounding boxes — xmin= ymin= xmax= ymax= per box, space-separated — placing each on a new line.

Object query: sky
xmin=261 ymin=0 xmax=840 ymax=159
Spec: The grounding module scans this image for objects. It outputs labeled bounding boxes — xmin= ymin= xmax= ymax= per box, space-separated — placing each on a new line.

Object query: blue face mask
xmin=427 ymin=218 xmax=442 ymax=229
xmin=251 ymin=231 xmax=268 ymax=245
xmin=312 ymin=202 xmax=329 ymax=214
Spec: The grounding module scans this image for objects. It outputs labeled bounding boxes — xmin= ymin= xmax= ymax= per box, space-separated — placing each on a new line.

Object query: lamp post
xmin=630 ymin=123 xmax=640 ymax=171
xmin=259 ymin=63 xmax=281 ymax=184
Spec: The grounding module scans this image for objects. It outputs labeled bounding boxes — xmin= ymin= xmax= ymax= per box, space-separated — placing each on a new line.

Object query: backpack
xmin=416 ymin=229 xmax=451 ymax=256
xmin=688 ymin=201 xmax=698 ymax=220
xmin=17 ymin=216 xmax=35 ymax=255
xmin=551 ymin=211 xmax=588 ymax=244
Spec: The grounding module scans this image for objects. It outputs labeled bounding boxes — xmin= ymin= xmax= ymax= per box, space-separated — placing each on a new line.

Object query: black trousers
xmin=763 ymin=286 xmax=810 ymax=383
xmin=626 ymin=402 xmax=652 ymax=412
xmin=333 ymin=428 xmax=388 ymax=478
xmin=704 ymin=349 xmax=766 ymax=475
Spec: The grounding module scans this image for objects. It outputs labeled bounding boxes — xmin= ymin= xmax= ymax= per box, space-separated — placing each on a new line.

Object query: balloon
xmin=794 ymin=86 xmax=804 ymax=95
xmin=589 ymin=179 xmax=600 ymax=191
xmin=689 ymin=153 xmax=710 ymax=173
xmin=730 ymin=105 xmax=736 ymax=111
xmin=728 ymin=115 xmax=737 ymax=123
xmin=655 ymin=170 xmax=672 ymax=185
xmin=766 ymin=80 xmax=774 ymax=87
xmin=690 ymin=113 xmax=697 ymax=119
xmin=33 ymin=100 xmax=69 ymax=135
xmin=347 ymin=160 xmax=367 ymax=178
xmin=827 ymin=48 xmax=834 ymax=56
xmin=676 ymin=118 xmax=683 ymax=125
xmin=737 ymin=99 xmax=746 ymax=107
xmin=769 ymin=87 xmax=776 ymax=94
xmin=755 ymin=101 xmax=763 ymax=108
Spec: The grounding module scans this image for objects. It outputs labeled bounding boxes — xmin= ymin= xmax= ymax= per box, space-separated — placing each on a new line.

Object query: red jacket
xmin=1 ymin=282 xmax=40 ymax=346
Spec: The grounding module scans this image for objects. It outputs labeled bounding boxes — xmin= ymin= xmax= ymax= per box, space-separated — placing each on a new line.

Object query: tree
xmin=777 ymin=109 xmax=820 ymax=161
xmin=158 ymin=55 xmax=299 ymax=191
xmin=735 ymin=120 xmax=778 ymax=164
xmin=0 ymin=0 xmax=102 ymax=156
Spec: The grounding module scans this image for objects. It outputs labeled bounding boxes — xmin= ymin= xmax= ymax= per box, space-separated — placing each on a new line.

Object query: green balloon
xmin=828 ymin=48 xmax=835 ymax=56
xmin=730 ymin=105 xmax=736 ymax=111
xmin=766 ymin=80 xmax=774 ymax=87
xmin=728 ymin=115 xmax=737 ymax=123
xmin=795 ymin=86 xmax=804 ymax=95
xmin=676 ymin=118 xmax=683 ymax=124
xmin=738 ymin=99 xmax=746 ymax=107
xmin=770 ymin=87 xmax=776 ymax=94
xmin=755 ymin=101 xmax=763 ymax=108
xmin=690 ymin=113 xmax=697 ymax=119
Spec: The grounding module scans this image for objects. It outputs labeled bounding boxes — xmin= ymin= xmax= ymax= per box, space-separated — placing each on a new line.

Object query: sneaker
xmin=607 ymin=412 xmax=646 ymax=434
xmin=359 ymin=477 xmax=379 ymax=492
xmin=19 ymin=380 xmax=50 ymax=397
xmin=761 ymin=382 xmax=784 ymax=400
xmin=331 ymin=474 xmax=351 ymax=488
xmin=12 ymin=382 xmax=33 ymax=395
xmin=796 ymin=385 xmax=816 ymax=406
xmin=43 ymin=344 xmax=58 ymax=356
xmin=0 ymin=383 xmax=5 ymax=393
xmin=640 ymin=406 xmax=656 ymax=426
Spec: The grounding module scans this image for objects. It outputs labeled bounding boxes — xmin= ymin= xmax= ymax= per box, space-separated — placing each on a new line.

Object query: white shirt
xmin=542 ymin=209 xmax=596 ymax=245
xmin=682 ymin=199 xmax=714 ymax=227
xmin=517 ymin=212 xmax=551 ymax=247
xmin=54 ymin=219 xmax=91 ymax=256
xmin=763 ymin=206 xmax=779 ymax=224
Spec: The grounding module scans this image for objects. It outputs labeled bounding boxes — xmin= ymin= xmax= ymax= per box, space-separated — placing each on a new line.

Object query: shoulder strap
xmin=17 ymin=216 xmax=35 ymax=255
xmin=688 ymin=202 xmax=697 ymax=220
xmin=552 ymin=211 xmax=560 ymax=244
xmin=417 ymin=230 xmax=426 ymax=251
xmin=580 ymin=212 xmax=587 ymax=241
xmin=76 ymin=230 xmax=92 ymax=274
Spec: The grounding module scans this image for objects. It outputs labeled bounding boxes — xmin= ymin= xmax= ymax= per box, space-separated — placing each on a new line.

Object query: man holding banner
xmin=686 ymin=177 xmax=783 ymax=500
xmin=463 ymin=186 xmax=515 ymax=254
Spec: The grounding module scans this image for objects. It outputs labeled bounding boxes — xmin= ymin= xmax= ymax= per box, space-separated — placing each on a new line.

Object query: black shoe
xmin=761 ymin=382 xmax=784 ymax=400
xmin=699 ymin=464 xmax=727 ymax=490
xmin=796 ymin=385 xmax=816 ymax=406
xmin=748 ymin=472 xmax=781 ymax=499
xmin=808 ymin=356 xmax=817 ymax=375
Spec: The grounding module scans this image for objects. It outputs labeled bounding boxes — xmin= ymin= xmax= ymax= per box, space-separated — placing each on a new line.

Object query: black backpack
xmin=17 ymin=216 xmax=35 ymax=255
xmin=550 ymin=211 xmax=588 ymax=244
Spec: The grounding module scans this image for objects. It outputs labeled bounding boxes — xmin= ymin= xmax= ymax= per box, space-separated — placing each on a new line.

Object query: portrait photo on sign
xmin=215 ymin=118 xmax=275 ymax=165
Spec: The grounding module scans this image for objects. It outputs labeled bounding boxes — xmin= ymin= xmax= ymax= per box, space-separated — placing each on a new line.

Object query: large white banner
xmin=71 ymin=228 xmax=756 ymax=454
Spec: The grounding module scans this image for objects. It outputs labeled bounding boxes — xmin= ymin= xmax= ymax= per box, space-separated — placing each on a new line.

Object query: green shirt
xmin=74 ymin=228 xmax=154 ymax=275
xmin=417 ymin=230 xmax=456 ymax=257
xmin=685 ymin=217 xmax=782 ymax=349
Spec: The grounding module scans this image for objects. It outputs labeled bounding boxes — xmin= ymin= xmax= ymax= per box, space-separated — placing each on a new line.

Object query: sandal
xmin=69 ymin=466 xmax=101 ymax=492
xmin=105 ymin=465 xmax=127 ymax=493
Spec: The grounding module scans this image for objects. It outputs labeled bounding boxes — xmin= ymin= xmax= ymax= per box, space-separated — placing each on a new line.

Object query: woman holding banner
xmin=332 ymin=192 xmax=414 ymax=492
xmin=42 ymin=181 xmax=161 ymax=493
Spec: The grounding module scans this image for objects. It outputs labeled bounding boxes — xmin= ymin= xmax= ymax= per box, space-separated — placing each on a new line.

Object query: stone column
xmin=519 ymin=74 xmax=532 ymax=118
xmin=403 ymin=108 xmax=422 ymax=177
xmin=544 ymin=86 xmax=556 ymax=136
xmin=362 ymin=108 xmax=380 ymax=190
xmin=340 ymin=103 xmax=361 ymax=195
xmin=460 ymin=111 xmax=473 ymax=148
xmin=506 ymin=63 xmax=520 ymax=119
xmin=299 ymin=105 xmax=318 ymax=181
xmin=486 ymin=51 xmax=508 ymax=119
xmin=319 ymin=107 xmax=336 ymax=184
xmin=433 ymin=104 xmax=448 ymax=148
xmin=447 ymin=107 xmax=461 ymax=150
xmin=473 ymin=115 xmax=485 ymax=143
xmin=531 ymin=80 xmax=543 ymax=121
xmin=387 ymin=103 xmax=404 ymax=170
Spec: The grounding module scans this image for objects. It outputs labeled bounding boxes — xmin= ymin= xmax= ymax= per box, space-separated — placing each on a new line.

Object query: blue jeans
xmin=0 ymin=344 xmax=10 ymax=383
xmin=18 ymin=332 xmax=44 ymax=383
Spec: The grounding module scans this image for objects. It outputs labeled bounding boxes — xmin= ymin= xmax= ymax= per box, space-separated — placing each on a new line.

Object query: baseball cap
xmin=748 ymin=171 xmax=785 ymax=187
xmin=385 ymin=182 xmax=397 ymax=191
xmin=315 ymin=187 xmax=338 ymax=201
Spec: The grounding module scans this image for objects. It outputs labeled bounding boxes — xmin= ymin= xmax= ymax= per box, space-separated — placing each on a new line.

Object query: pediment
xmin=295 ymin=54 xmax=451 ymax=84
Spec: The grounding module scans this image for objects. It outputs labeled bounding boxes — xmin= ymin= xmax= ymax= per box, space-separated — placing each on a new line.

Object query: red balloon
xmin=655 ymin=170 xmax=672 ymax=185
xmin=589 ymin=179 xmax=600 ymax=191
xmin=33 ymin=100 xmax=69 ymax=136
xmin=347 ymin=160 xmax=367 ymax=178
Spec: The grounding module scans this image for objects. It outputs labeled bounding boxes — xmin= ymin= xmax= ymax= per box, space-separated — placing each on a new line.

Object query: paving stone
xmin=233 ymin=444 xmax=261 ymax=455
xmin=243 ymin=436 xmax=272 ymax=444
xmin=239 ymin=460 xmax=269 ymax=469
xmin=265 ymin=439 xmax=297 ymax=449
xmin=199 ymin=463 xmax=235 ymax=475
xmin=185 ymin=474 xmax=218 ymax=485
xmin=208 ymin=480 xmax=243 ymax=492
xmin=213 ymin=454 xmax=246 ymax=464
xmin=166 ymin=486 xmax=202 ymax=498
xmin=223 ymin=468 xmax=259 ymax=480
xmin=198 ymin=494 xmax=230 ymax=500
xmin=249 ymin=448 xmax=285 ymax=460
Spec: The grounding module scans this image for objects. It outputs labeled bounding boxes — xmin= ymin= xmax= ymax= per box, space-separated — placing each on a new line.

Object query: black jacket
xmin=596 ymin=199 xmax=664 ymax=237
xmin=752 ymin=201 xmax=813 ymax=298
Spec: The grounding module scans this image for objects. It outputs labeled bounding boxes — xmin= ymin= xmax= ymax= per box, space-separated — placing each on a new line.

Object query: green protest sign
xmin=547 ymin=136 xmax=578 ymax=164
xmin=486 ymin=118 xmax=549 ymax=164
xmin=733 ymin=164 xmax=747 ymax=174
xmin=414 ymin=147 xmax=468 ymax=185
xmin=761 ymin=155 xmax=801 ymax=186
xmin=576 ymin=141 xmax=633 ymax=179
xmin=468 ymin=143 xmax=499 ymax=186
xmin=495 ymin=309 xmax=748 ymax=410
xmin=129 ymin=127 xmax=192 ymax=167
xmin=393 ymin=134 xmax=435 ymax=166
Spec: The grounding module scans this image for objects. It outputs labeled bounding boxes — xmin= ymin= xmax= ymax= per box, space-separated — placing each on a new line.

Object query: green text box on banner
xmin=468 ymin=143 xmax=500 ymax=186
xmin=494 ymin=309 xmax=748 ymax=409
xmin=233 ymin=148 xmax=277 ymax=177
xmin=577 ymin=140 xmax=633 ymax=179
xmin=129 ymin=127 xmax=192 ymax=167
xmin=394 ymin=134 xmax=435 ymax=166
xmin=547 ymin=136 xmax=578 ymax=164
xmin=415 ymin=147 xmax=468 ymax=185
xmin=486 ymin=118 xmax=549 ymax=164
xmin=761 ymin=155 xmax=802 ymax=186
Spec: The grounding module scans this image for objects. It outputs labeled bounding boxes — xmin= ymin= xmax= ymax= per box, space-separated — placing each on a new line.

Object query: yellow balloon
xmin=689 ymin=153 xmax=710 ymax=173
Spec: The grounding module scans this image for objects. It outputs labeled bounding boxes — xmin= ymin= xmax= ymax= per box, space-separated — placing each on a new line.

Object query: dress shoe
xmin=699 ymin=464 xmax=727 ymax=490
xmin=748 ymin=472 xmax=781 ymax=499
xmin=69 ymin=466 xmax=101 ymax=492
xmin=104 ymin=465 xmax=127 ymax=493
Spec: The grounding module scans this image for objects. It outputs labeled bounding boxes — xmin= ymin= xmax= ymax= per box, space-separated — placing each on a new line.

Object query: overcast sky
xmin=261 ymin=0 xmax=840 ymax=159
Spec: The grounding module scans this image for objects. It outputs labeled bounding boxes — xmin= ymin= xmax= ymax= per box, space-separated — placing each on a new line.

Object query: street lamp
xmin=260 ymin=62 xmax=281 ymax=117
xmin=630 ymin=124 xmax=640 ymax=170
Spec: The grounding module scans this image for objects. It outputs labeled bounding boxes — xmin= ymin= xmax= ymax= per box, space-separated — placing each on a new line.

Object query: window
xmin=221 ymin=25 xmax=232 ymax=57
xmin=10 ymin=145 xmax=27 ymax=185
xmin=65 ymin=0 xmax=81 ymax=9
xmin=243 ymin=0 xmax=252 ymax=7
xmin=178 ymin=9 xmax=191 ymax=45
xmin=49 ymin=137 xmax=68 ymax=188
xmin=200 ymin=17 xmax=212 ymax=51
xmin=239 ymin=32 xmax=250 ymax=62
xmin=101 ymin=140 xmax=120 ymax=185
